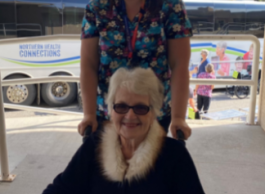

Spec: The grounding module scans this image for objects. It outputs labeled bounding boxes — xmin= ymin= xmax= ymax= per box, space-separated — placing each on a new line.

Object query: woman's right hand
xmin=78 ymin=115 xmax=98 ymax=136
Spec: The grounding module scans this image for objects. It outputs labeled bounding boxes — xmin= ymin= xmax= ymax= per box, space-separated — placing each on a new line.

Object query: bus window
xmin=63 ymin=0 xmax=88 ymax=34
xmin=0 ymin=0 xmax=17 ymax=39
xmin=246 ymin=3 xmax=265 ymax=38
xmin=16 ymin=0 xmax=63 ymax=37
xmin=214 ymin=2 xmax=245 ymax=35
xmin=185 ymin=2 xmax=214 ymax=34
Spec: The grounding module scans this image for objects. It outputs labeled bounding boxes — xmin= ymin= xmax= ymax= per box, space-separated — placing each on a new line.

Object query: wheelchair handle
xmin=176 ymin=130 xmax=186 ymax=146
xmin=82 ymin=125 xmax=92 ymax=143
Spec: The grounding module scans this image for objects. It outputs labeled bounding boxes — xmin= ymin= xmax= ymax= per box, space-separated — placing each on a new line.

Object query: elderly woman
xmin=43 ymin=68 xmax=204 ymax=194
xmin=197 ymin=49 xmax=210 ymax=77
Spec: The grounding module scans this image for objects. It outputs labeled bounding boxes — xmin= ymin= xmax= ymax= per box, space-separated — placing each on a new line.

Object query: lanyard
xmin=121 ymin=0 xmax=145 ymax=59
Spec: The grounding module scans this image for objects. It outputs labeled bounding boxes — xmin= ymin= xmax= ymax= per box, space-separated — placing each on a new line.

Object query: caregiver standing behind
xmin=78 ymin=0 xmax=193 ymax=139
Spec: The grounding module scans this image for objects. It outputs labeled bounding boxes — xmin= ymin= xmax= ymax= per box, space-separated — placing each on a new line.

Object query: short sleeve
xmin=81 ymin=3 xmax=99 ymax=39
xmin=164 ymin=0 xmax=193 ymax=39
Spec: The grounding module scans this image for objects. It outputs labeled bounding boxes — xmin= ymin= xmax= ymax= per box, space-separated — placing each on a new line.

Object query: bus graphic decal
xmin=1 ymin=57 xmax=80 ymax=67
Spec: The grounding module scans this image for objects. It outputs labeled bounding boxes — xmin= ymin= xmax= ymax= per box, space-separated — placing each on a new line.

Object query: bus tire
xmin=3 ymin=75 xmax=37 ymax=105
xmin=41 ymin=75 xmax=77 ymax=107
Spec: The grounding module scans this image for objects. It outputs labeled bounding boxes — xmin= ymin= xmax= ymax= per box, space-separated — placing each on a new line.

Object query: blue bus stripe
xmin=190 ymin=43 xmax=212 ymax=47
xmin=7 ymin=56 xmax=80 ymax=64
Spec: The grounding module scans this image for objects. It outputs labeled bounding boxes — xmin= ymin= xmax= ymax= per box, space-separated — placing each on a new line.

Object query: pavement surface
xmin=0 ymin=115 xmax=82 ymax=194
xmin=187 ymin=120 xmax=265 ymax=194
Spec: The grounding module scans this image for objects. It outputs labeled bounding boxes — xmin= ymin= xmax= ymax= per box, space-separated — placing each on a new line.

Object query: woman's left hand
xmin=170 ymin=118 xmax=192 ymax=140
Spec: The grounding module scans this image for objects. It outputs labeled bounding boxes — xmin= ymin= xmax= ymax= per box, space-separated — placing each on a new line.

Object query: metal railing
xmin=0 ymin=23 xmax=42 ymax=37
xmin=0 ymin=76 xmax=81 ymax=182
xmin=258 ymin=30 xmax=265 ymax=129
xmin=0 ymin=34 xmax=261 ymax=182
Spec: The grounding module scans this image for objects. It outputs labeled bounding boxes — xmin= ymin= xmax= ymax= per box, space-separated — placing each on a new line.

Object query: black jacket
xmin=43 ymin=121 xmax=205 ymax=194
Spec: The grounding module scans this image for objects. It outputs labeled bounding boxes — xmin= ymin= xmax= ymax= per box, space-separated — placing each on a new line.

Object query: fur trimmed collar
xmin=99 ymin=120 xmax=166 ymax=183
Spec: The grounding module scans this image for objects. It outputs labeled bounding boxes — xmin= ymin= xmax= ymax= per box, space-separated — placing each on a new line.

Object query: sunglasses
xmin=113 ymin=103 xmax=150 ymax=115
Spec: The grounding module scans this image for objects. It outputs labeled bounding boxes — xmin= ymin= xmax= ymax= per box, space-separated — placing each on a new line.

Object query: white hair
xmin=217 ymin=41 xmax=227 ymax=50
xmin=201 ymin=49 xmax=209 ymax=57
xmin=106 ymin=67 xmax=164 ymax=117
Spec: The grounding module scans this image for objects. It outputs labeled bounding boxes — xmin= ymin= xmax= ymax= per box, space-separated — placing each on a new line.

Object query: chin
xmin=120 ymin=126 xmax=140 ymax=139
xmin=121 ymin=132 xmax=139 ymax=140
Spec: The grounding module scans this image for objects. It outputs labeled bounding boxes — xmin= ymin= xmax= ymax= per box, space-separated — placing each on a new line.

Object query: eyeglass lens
xmin=113 ymin=103 xmax=150 ymax=115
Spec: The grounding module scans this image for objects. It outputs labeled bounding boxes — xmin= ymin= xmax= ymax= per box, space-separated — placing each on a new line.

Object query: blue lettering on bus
xmin=32 ymin=50 xmax=36 ymax=57
xmin=19 ymin=50 xmax=23 ymax=57
xmin=19 ymin=44 xmax=62 ymax=58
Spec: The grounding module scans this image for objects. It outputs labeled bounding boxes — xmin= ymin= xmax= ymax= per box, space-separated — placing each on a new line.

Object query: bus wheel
xmin=41 ymin=76 xmax=77 ymax=107
xmin=3 ymin=75 xmax=37 ymax=105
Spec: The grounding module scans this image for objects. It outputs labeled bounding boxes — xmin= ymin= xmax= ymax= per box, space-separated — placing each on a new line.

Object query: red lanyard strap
xmin=122 ymin=0 xmax=145 ymax=59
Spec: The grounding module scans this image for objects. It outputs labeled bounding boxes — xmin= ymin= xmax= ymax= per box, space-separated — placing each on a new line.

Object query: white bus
xmin=0 ymin=0 xmax=85 ymax=106
xmin=0 ymin=35 xmax=80 ymax=106
xmin=0 ymin=0 xmax=264 ymax=107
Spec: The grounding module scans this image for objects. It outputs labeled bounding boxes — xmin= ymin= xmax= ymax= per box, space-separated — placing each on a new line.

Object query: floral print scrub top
xmin=81 ymin=0 xmax=193 ymax=119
